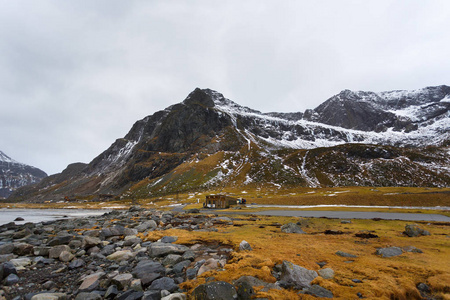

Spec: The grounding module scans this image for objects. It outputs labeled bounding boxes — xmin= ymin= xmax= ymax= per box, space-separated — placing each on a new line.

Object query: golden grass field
xmin=138 ymin=214 xmax=450 ymax=300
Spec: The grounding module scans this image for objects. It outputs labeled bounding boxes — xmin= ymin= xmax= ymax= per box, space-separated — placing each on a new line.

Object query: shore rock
xmin=191 ymin=281 xmax=238 ymax=300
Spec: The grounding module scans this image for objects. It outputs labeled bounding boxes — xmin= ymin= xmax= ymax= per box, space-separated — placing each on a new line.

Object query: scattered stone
xmin=191 ymin=281 xmax=238 ymax=300
xmin=49 ymin=245 xmax=71 ymax=259
xmin=197 ymin=258 xmax=219 ymax=276
xmin=0 ymin=262 xmax=18 ymax=279
xmin=316 ymin=261 xmax=327 ymax=268
xmin=0 ymin=243 xmax=14 ymax=255
xmin=352 ymin=279 xmax=363 ymax=283
xmin=149 ymin=277 xmax=178 ymax=293
xmin=161 ymin=293 xmax=186 ymax=300
xmin=105 ymin=285 xmax=120 ymax=299
xmin=324 ymin=230 xmax=343 ymax=235
xmin=116 ymin=290 xmax=144 ymax=300
xmin=69 ymin=259 xmax=86 ymax=269
xmin=13 ymin=243 xmax=34 ymax=256
xmin=335 ymin=251 xmax=357 ymax=258
xmin=402 ymin=246 xmax=423 ymax=253
xmin=281 ymin=223 xmax=305 ymax=234
xmin=239 ymin=240 xmax=252 ymax=251
xmin=318 ymin=268 xmax=334 ymax=279
xmin=59 ymin=250 xmax=74 ymax=262
xmin=149 ymin=242 xmax=189 ymax=257
xmin=31 ymin=293 xmax=68 ymax=300
xmin=234 ymin=275 xmax=280 ymax=292
xmin=404 ymin=224 xmax=430 ymax=237
xmin=47 ymin=234 xmax=73 ymax=246
xmin=341 ymin=220 xmax=352 ymax=224
xmin=10 ymin=257 xmax=32 ymax=270
xmin=75 ymin=292 xmax=102 ymax=300
xmin=375 ymin=247 xmax=403 ymax=258
xmin=4 ymin=273 xmax=19 ymax=286
xmin=301 ymin=284 xmax=334 ymax=298
xmin=14 ymin=217 xmax=24 ymax=221
xmin=417 ymin=282 xmax=431 ymax=293
xmin=78 ymin=272 xmax=105 ymax=292
xmin=112 ymin=273 xmax=133 ymax=290
xmin=161 ymin=236 xmax=178 ymax=243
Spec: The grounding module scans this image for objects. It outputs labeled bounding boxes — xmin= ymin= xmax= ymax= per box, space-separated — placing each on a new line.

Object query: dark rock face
xmin=0 ymin=151 xmax=47 ymax=199
xmin=307 ymin=85 xmax=450 ymax=132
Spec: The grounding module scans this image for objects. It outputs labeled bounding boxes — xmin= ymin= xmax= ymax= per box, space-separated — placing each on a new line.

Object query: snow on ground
xmin=249 ymin=204 xmax=450 ymax=210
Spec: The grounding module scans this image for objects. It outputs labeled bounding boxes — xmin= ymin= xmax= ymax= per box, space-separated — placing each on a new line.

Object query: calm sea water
xmin=0 ymin=208 xmax=112 ymax=226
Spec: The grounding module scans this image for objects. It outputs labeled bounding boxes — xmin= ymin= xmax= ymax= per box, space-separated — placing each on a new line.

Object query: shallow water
xmin=0 ymin=208 xmax=112 ymax=226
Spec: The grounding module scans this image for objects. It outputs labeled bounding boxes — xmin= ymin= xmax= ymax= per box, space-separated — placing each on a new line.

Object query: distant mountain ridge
xmin=0 ymin=151 xmax=47 ymax=198
xmin=9 ymin=85 xmax=450 ymax=202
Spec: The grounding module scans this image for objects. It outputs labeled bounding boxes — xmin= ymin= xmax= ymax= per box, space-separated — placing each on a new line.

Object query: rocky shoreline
xmin=0 ymin=207 xmax=303 ymax=300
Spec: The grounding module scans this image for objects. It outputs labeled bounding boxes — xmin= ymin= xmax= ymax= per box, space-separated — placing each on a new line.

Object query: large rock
xmin=107 ymin=250 xmax=135 ymax=262
xmin=281 ymin=223 xmax=305 ymax=234
xmin=101 ymin=225 xmax=125 ymax=238
xmin=10 ymin=257 xmax=32 ymax=270
xmin=197 ymin=258 xmax=219 ymax=276
xmin=239 ymin=240 xmax=252 ymax=251
xmin=133 ymin=260 xmax=166 ymax=279
xmin=148 ymin=242 xmax=189 ymax=257
xmin=31 ymin=293 xmax=68 ymax=300
xmin=375 ymin=247 xmax=403 ymax=258
xmin=13 ymin=243 xmax=34 ymax=256
xmin=191 ymin=281 xmax=238 ymax=300
xmin=4 ymin=273 xmax=20 ymax=286
xmin=404 ymin=224 xmax=430 ymax=237
xmin=279 ymin=261 xmax=318 ymax=289
xmin=49 ymin=245 xmax=71 ymax=259
xmin=148 ymin=277 xmax=178 ymax=293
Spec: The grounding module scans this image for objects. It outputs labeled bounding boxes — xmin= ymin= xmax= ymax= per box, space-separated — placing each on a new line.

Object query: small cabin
xmin=204 ymin=194 xmax=237 ymax=209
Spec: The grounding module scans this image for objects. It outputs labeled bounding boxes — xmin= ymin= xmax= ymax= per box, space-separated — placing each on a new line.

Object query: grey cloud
xmin=1 ymin=0 xmax=449 ymax=175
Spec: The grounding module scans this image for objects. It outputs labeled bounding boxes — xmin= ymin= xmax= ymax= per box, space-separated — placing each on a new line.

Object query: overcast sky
xmin=1 ymin=0 xmax=449 ymax=175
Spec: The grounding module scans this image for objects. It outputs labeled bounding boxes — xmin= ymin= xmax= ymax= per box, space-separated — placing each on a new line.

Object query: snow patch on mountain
xmin=0 ymin=151 xmax=20 ymax=165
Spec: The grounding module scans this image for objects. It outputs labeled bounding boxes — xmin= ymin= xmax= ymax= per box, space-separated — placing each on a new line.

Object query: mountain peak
xmin=183 ymin=88 xmax=217 ymax=107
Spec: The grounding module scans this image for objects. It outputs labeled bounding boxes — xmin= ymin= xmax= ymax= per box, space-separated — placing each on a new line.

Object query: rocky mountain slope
xmin=0 ymin=151 xmax=47 ymax=199
xmin=9 ymin=86 xmax=450 ymax=202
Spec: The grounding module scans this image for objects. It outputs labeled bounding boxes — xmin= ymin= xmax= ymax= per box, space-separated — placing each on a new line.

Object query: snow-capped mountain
xmin=0 ymin=151 xmax=47 ymax=198
xmin=9 ymin=86 xmax=450 ymax=202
